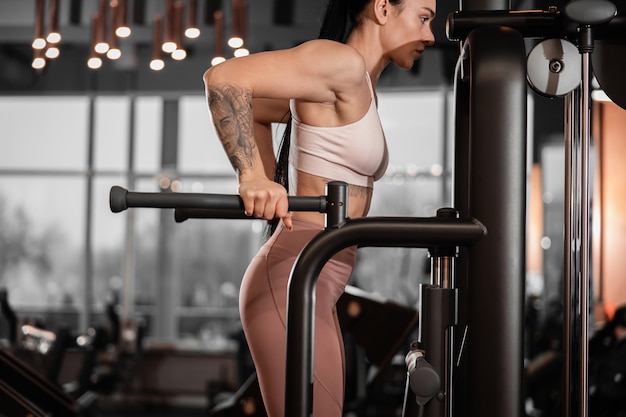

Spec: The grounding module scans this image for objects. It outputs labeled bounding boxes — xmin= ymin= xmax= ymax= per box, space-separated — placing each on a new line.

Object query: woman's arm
xmin=206 ymin=82 xmax=259 ymax=178
xmin=204 ymin=40 xmax=364 ymax=104
xmin=253 ymin=98 xmax=290 ymax=180
xmin=205 ymin=81 xmax=292 ymax=228
xmin=203 ymin=40 xmax=364 ymax=228
xmin=204 ymin=41 xmax=362 ymax=176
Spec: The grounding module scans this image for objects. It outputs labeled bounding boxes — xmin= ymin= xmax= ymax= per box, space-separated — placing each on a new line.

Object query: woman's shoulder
xmin=295 ymin=40 xmax=367 ymax=86
xmin=297 ymin=40 xmax=364 ymax=68
xmin=298 ymin=38 xmax=357 ymax=53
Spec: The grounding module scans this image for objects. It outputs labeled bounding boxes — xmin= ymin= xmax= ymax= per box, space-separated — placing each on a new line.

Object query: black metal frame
xmin=449 ymin=2 xmax=621 ymax=417
xmin=453 ymin=24 xmax=528 ymax=417
xmin=283 ymin=215 xmax=486 ymax=417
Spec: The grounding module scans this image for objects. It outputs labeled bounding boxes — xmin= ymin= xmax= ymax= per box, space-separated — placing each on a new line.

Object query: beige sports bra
xmin=289 ymin=72 xmax=388 ymax=189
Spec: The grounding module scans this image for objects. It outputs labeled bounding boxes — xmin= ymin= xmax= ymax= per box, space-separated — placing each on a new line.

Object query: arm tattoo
xmin=207 ymin=83 xmax=256 ymax=174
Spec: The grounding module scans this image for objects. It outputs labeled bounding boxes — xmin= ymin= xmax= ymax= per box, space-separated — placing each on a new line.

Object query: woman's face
xmin=382 ymin=0 xmax=436 ymax=69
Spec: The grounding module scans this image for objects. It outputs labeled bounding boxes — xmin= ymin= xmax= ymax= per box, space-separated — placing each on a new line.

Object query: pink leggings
xmin=239 ymin=218 xmax=356 ymax=417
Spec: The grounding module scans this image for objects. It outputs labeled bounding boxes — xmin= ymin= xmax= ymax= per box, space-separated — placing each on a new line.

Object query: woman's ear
xmin=373 ymin=0 xmax=390 ymax=24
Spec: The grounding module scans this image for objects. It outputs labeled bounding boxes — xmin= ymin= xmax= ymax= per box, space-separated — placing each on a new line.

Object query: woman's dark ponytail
xmin=264 ymin=121 xmax=292 ymax=240
xmin=319 ymin=0 xmax=380 ymax=41
xmin=318 ymin=0 xmax=350 ymax=41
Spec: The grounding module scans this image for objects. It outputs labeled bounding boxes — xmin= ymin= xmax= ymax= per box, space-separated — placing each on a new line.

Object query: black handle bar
xmin=109 ymin=182 xmax=349 ymax=225
xmin=173 ymin=199 xmax=325 ymax=222
xmin=110 ymin=185 xmax=326 ymax=216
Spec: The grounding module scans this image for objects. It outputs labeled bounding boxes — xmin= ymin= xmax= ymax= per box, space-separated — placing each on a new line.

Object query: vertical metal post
xmin=564 ymin=88 xmax=580 ymax=417
xmin=565 ymin=24 xmax=594 ymax=417
xmin=579 ymin=27 xmax=593 ymax=417
xmin=420 ymin=282 xmax=456 ymax=417
xmin=452 ymin=42 xmax=471 ymax=417
xmin=561 ymin=2 xmax=616 ymax=415
xmin=564 ymin=58 xmax=592 ymax=417
xmin=453 ymin=2 xmax=514 ymax=415
xmin=463 ymin=26 xmax=528 ymax=417
xmin=430 ymin=208 xmax=458 ymax=417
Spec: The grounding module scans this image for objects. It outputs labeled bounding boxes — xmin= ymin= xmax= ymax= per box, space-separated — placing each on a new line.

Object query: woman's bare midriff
xmin=290 ymin=170 xmax=373 ymax=227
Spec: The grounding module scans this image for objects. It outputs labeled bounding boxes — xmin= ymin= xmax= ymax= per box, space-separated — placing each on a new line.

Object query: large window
xmin=1 ymin=97 xmax=89 ymax=320
xmin=0 ymin=89 xmax=451 ymax=345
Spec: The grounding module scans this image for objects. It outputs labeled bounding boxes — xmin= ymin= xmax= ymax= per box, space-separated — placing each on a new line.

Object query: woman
xmin=203 ymin=0 xmax=436 ymax=415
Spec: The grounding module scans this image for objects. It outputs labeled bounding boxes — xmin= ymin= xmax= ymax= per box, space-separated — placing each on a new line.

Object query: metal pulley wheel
xmin=527 ymin=38 xmax=581 ymax=97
